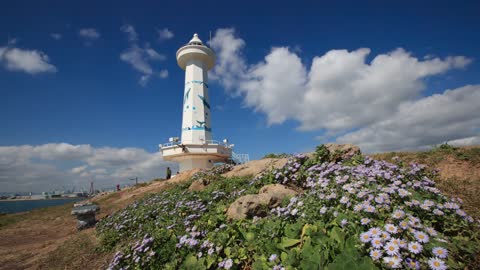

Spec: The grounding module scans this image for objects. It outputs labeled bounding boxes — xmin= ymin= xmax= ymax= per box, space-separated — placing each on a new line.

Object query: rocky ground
xmin=0 ymin=145 xmax=478 ymax=270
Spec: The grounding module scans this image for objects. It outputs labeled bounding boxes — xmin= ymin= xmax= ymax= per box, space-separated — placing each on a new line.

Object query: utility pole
xmin=89 ymin=181 xmax=94 ymax=195
xmin=129 ymin=177 xmax=138 ymax=185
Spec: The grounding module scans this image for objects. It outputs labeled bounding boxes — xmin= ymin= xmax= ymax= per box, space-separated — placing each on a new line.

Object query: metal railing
xmin=232 ymin=152 xmax=250 ymax=164
xmin=160 ymin=140 xmax=230 ymax=148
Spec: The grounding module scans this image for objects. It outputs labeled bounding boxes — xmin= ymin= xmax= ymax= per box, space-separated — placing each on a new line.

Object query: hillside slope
xmin=0 ymin=145 xmax=478 ymax=269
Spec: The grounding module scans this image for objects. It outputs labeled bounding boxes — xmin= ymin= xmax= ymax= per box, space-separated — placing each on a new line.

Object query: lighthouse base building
xmin=161 ymin=143 xmax=232 ymax=172
xmin=160 ymin=33 xmax=233 ymax=172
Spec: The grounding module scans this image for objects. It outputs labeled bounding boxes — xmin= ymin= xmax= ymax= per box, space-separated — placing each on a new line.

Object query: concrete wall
xmin=179 ymin=158 xmax=213 ymax=172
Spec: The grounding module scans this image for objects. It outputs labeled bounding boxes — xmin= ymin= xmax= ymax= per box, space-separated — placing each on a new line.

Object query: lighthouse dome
xmin=188 ymin=33 xmax=203 ymax=46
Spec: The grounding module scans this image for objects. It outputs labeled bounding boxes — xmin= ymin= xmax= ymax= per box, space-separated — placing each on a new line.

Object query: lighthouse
xmin=160 ymin=33 xmax=233 ymax=172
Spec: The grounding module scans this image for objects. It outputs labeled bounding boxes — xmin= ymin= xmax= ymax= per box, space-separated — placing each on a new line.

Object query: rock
xmin=226 ymin=184 xmax=298 ymax=220
xmin=222 ymin=158 xmax=288 ymax=178
xmin=226 ymin=194 xmax=270 ymax=220
xmin=325 ymin=143 xmax=361 ymax=161
xmin=188 ymin=179 xmax=210 ymax=191
xmin=71 ymin=203 xmax=99 ymax=230
xmin=259 ymin=184 xmax=298 ymax=208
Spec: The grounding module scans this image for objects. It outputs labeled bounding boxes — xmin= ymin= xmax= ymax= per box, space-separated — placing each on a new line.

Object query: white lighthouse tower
xmin=160 ymin=33 xmax=233 ymax=172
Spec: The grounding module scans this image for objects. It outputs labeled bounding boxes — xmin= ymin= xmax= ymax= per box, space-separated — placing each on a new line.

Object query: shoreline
xmin=0 ymin=197 xmax=87 ymax=202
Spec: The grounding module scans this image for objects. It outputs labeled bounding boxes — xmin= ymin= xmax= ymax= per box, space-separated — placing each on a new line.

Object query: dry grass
xmin=35 ymin=229 xmax=111 ymax=270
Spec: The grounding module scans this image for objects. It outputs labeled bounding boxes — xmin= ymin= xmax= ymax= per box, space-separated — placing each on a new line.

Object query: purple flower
xmin=269 ymin=254 xmax=278 ymax=262
xmin=384 ymin=241 xmax=399 ymax=256
xmin=383 ymin=256 xmax=401 ymax=268
xmin=360 ymin=218 xmax=371 ymax=225
xmin=224 ymin=258 xmax=233 ymax=269
xmin=408 ymin=241 xmax=423 ymax=254
xmin=405 ymin=258 xmax=420 ymax=269
xmin=428 ymin=257 xmax=447 ymax=270
xmin=369 ymin=249 xmax=382 ymax=260
xmin=371 ymin=237 xmax=383 ymax=248
xmin=414 ymin=231 xmax=429 ymax=243
xmin=432 ymin=247 xmax=448 ymax=258
xmin=385 ymin=224 xmax=398 ymax=234
xmin=360 ymin=232 xmax=371 ymax=243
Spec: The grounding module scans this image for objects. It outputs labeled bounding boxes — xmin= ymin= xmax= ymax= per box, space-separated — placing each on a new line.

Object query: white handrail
xmin=160 ymin=140 xmax=229 ymax=148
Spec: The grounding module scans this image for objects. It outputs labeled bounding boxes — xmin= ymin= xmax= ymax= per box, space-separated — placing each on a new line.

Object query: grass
xmin=36 ymin=230 xmax=112 ymax=270
xmin=372 ymin=144 xmax=480 ymax=166
xmin=0 ymin=202 xmax=77 ymax=229
xmin=0 ymin=212 xmax=29 ymax=229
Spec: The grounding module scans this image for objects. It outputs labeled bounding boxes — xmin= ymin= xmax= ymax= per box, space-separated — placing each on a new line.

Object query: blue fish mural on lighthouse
xmin=183 ymin=88 xmax=190 ymax=104
xmin=197 ymin=95 xmax=210 ymax=110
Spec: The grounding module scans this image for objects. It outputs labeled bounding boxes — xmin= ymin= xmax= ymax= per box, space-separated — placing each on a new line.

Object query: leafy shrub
xmin=262 ymin=153 xmax=290 ymax=159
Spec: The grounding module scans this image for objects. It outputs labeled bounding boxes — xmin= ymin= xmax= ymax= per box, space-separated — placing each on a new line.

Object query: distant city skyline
xmin=1 ymin=0 xmax=480 ymax=192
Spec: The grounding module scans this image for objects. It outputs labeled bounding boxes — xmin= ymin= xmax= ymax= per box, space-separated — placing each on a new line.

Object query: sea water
xmin=0 ymin=198 xmax=84 ymax=214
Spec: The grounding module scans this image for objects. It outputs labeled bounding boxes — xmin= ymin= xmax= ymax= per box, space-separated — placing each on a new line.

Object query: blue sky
xmin=1 ymin=0 xmax=479 ymax=192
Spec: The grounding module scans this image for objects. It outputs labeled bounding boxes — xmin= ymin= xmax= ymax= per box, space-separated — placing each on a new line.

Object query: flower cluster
xmin=282 ymin=155 xmax=477 ymax=269
xmin=99 ymin=146 xmax=480 ymax=270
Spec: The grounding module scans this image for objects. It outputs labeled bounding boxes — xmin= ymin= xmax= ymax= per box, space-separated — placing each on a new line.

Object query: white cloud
xmin=0 ymin=143 xmax=176 ymax=193
xmin=0 ymin=46 xmax=57 ymax=74
xmin=120 ymin=24 xmax=137 ymax=42
xmin=50 ymin=33 xmax=62 ymax=40
xmin=33 ymin=143 xmax=93 ymax=160
xmin=336 ymin=85 xmax=480 ymax=152
xmin=120 ymin=45 xmax=155 ymax=75
xmin=209 ymin=28 xmax=247 ymax=91
xmin=159 ymin=69 xmax=168 ymax=78
xmin=449 ymin=136 xmax=480 ymax=147
xmin=210 ymin=28 xmax=478 ymax=152
xmin=158 ymin=28 xmax=174 ymax=40
xmin=86 ymin=147 xmax=150 ymax=167
xmin=79 ymin=28 xmax=100 ymax=39
xmin=71 ymin=165 xmax=87 ymax=174
xmin=120 ymin=24 xmax=167 ymax=86
xmin=139 ymin=74 xmax=151 ymax=86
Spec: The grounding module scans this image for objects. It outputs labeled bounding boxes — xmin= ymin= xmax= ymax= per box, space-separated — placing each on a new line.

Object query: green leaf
xmin=279 ymin=237 xmax=301 ymax=249
xmin=181 ymin=254 xmax=206 ymax=270
xmin=285 ymin=222 xmax=303 ymax=239
xmin=330 ymin=227 xmax=345 ymax=246
xmin=224 ymin=247 xmax=232 ymax=257
xmin=245 ymin=232 xmax=256 ymax=242
xmin=300 ymin=239 xmax=322 ymax=269
xmin=301 ymin=223 xmax=318 ymax=238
